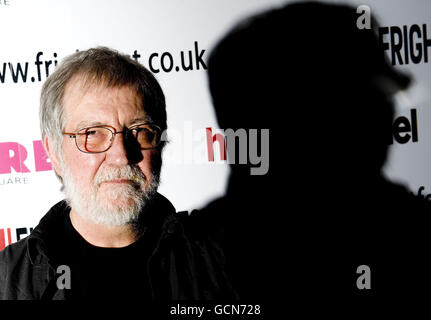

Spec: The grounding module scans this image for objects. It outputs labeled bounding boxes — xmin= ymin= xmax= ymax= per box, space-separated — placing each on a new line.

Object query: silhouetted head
xmin=208 ymin=2 xmax=410 ymax=183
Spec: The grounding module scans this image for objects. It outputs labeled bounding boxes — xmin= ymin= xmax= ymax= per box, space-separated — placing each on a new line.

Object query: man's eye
xmin=85 ymin=130 xmax=97 ymax=136
xmin=131 ymin=128 xmax=142 ymax=134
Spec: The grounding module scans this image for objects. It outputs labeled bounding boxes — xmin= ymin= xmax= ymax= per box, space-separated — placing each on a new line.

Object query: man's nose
xmin=105 ymin=133 xmax=129 ymax=166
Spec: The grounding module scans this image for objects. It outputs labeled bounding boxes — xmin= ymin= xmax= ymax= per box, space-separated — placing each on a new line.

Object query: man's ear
xmin=43 ymin=135 xmax=62 ymax=176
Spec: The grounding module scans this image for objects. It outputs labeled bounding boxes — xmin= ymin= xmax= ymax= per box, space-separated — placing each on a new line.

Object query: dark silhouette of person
xmin=198 ymin=1 xmax=431 ymax=307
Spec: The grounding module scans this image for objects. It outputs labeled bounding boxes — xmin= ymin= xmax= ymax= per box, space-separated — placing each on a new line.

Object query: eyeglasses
xmin=63 ymin=123 xmax=162 ymax=153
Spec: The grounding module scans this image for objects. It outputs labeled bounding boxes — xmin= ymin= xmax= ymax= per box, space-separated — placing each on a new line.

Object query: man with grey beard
xmin=0 ymin=47 xmax=236 ymax=300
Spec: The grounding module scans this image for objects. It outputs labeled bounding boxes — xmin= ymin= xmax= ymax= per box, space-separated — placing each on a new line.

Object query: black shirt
xmin=62 ymin=211 xmax=152 ymax=300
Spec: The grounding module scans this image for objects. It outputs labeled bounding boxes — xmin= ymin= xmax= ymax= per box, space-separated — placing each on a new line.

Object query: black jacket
xmin=0 ymin=193 xmax=237 ymax=300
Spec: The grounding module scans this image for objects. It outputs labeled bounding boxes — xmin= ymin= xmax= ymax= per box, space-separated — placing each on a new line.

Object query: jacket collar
xmin=27 ymin=200 xmax=69 ymax=266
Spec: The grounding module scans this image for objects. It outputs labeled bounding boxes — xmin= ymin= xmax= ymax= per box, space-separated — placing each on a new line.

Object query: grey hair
xmin=39 ymin=46 xmax=167 ymax=180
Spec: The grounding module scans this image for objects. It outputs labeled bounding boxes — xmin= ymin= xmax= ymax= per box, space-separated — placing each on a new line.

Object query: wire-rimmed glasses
xmin=63 ymin=123 xmax=162 ymax=153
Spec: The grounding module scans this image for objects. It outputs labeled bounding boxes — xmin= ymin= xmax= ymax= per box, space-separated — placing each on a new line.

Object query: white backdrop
xmin=1 ymin=0 xmax=431 ymax=249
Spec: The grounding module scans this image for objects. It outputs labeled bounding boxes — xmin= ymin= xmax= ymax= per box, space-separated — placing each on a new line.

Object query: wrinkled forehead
xmin=62 ymin=74 xmax=146 ymax=128
xmin=63 ymin=72 xmax=142 ymax=105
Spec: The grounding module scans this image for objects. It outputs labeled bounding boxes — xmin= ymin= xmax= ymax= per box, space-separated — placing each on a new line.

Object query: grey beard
xmin=61 ymin=163 xmax=160 ymax=227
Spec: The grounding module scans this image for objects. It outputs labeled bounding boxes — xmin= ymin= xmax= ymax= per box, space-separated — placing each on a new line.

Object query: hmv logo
xmin=206 ymin=128 xmax=270 ymax=176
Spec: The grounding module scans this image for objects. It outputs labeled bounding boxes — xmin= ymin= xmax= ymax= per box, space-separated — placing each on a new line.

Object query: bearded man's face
xmin=55 ymin=76 xmax=160 ymax=226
